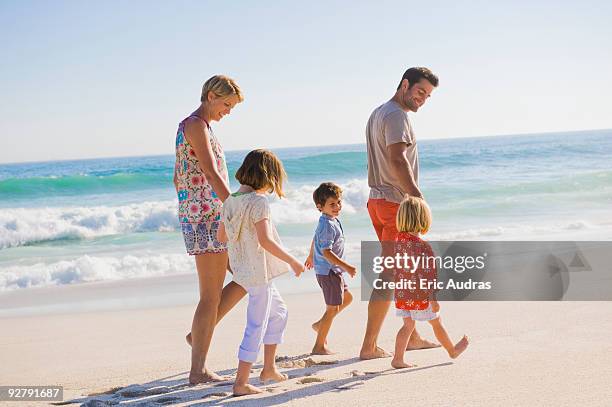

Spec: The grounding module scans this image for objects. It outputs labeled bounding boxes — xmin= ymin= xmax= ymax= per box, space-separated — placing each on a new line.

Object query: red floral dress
xmin=394 ymin=232 xmax=437 ymax=311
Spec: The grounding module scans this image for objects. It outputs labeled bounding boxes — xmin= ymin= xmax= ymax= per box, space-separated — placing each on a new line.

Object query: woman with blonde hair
xmin=174 ymin=74 xmax=247 ymax=384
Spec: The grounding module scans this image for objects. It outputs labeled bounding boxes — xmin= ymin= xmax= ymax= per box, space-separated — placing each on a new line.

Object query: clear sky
xmin=1 ymin=0 xmax=611 ymax=163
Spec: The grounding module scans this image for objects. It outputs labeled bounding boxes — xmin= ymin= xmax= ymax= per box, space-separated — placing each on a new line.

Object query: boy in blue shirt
xmin=305 ymin=182 xmax=357 ymax=355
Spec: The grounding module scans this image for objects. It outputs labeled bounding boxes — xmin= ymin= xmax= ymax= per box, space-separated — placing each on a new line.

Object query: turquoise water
xmin=1 ymin=130 xmax=611 ymax=291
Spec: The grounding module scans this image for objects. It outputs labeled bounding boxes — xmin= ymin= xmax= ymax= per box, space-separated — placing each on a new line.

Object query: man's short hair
xmin=397 ymin=67 xmax=439 ymax=90
xmin=313 ymin=182 xmax=342 ymax=208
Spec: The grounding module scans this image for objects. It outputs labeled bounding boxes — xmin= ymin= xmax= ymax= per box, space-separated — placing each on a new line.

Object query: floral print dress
xmin=174 ymin=115 xmax=229 ymax=255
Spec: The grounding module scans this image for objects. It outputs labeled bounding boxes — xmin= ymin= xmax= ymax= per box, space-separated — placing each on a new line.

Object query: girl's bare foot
xmin=311 ymin=345 xmax=335 ymax=355
xmin=189 ymin=369 xmax=227 ymax=385
xmin=233 ymin=383 xmax=263 ymax=396
xmin=391 ymin=358 xmax=416 ymax=369
xmin=449 ymin=335 xmax=469 ymax=359
xmin=259 ymin=368 xmax=288 ymax=384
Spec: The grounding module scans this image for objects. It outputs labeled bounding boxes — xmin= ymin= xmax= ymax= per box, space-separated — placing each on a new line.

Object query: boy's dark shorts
xmin=316 ymin=270 xmax=349 ymax=306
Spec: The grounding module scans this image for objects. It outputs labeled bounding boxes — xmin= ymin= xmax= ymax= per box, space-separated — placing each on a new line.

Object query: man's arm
xmin=386 ymin=142 xmax=422 ymax=198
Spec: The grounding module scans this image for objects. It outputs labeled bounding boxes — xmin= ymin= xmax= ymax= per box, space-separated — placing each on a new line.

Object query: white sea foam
xmin=427 ymin=220 xmax=604 ymax=241
xmin=0 ymin=241 xmax=364 ymax=292
xmin=0 ymin=253 xmax=194 ymax=291
xmin=0 ymin=201 xmax=179 ymax=249
xmin=0 ymin=180 xmax=371 ymax=248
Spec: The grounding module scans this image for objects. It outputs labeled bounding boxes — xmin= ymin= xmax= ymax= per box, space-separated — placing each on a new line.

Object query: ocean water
xmin=1 ymin=130 xmax=611 ymax=292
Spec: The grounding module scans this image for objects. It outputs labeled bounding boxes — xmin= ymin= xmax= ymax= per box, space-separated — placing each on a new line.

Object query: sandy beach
xmin=1 ymin=275 xmax=611 ymax=406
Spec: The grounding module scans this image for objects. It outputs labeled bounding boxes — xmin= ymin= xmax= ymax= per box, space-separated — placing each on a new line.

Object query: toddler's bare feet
xmin=259 ymin=368 xmax=288 ymax=384
xmin=391 ymin=358 xmax=416 ymax=369
xmin=311 ymin=345 xmax=335 ymax=355
xmin=233 ymin=383 xmax=263 ymax=396
xmin=449 ymin=335 xmax=469 ymax=359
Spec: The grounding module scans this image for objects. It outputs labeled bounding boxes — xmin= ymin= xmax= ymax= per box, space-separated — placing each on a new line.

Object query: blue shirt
xmin=313 ymin=214 xmax=345 ymax=275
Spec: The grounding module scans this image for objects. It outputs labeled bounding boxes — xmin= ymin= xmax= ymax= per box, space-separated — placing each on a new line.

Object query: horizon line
xmin=1 ymin=127 xmax=610 ymax=166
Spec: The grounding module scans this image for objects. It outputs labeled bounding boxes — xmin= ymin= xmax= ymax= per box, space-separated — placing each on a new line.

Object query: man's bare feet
xmin=259 ymin=368 xmax=288 ymax=384
xmin=311 ymin=345 xmax=335 ymax=355
xmin=233 ymin=383 xmax=263 ymax=396
xmin=406 ymin=337 xmax=440 ymax=351
xmin=391 ymin=358 xmax=417 ymax=369
xmin=186 ymin=332 xmax=192 ymax=346
xmin=359 ymin=346 xmax=391 ymax=360
xmin=449 ymin=335 xmax=469 ymax=359
xmin=189 ymin=369 xmax=227 ymax=385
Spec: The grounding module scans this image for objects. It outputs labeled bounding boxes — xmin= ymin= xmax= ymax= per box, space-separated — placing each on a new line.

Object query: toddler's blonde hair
xmin=396 ymin=196 xmax=432 ymax=234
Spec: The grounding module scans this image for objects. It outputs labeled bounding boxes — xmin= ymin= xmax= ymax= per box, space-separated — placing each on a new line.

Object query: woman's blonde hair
xmin=396 ymin=196 xmax=432 ymax=234
xmin=235 ymin=149 xmax=287 ymax=198
xmin=201 ymin=75 xmax=244 ymax=102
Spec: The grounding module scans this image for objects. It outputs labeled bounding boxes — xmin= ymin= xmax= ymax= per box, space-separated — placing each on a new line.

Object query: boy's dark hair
xmin=397 ymin=67 xmax=439 ymax=90
xmin=313 ymin=182 xmax=342 ymax=208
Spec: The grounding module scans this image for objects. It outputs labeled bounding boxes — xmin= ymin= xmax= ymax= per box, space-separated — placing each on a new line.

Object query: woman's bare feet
xmin=259 ymin=368 xmax=288 ymax=384
xmin=189 ymin=369 xmax=227 ymax=385
xmin=449 ymin=335 xmax=469 ymax=359
xmin=311 ymin=345 xmax=335 ymax=355
xmin=233 ymin=383 xmax=263 ymax=396
xmin=391 ymin=357 xmax=417 ymax=369
xmin=359 ymin=346 xmax=392 ymax=360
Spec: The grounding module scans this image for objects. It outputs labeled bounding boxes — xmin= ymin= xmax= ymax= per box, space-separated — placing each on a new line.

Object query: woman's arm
xmin=184 ymin=118 xmax=231 ymax=202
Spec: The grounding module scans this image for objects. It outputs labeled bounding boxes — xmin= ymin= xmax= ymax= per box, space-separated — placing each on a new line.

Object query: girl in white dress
xmin=218 ymin=149 xmax=304 ymax=396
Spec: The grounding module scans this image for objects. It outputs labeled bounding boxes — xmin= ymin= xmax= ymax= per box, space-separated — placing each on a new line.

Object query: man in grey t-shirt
xmin=360 ymin=67 xmax=440 ymax=360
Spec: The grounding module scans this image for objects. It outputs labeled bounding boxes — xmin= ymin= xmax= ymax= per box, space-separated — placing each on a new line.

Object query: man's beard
xmin=403 ymin=93 xmax=419 ymax=112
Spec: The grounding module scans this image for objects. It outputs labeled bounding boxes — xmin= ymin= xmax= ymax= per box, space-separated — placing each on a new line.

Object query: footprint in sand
xmin=82 ymin=400 xmax=119 ymax=406
xmin=279 ymin=356 xmax=340 ymax=368
xmin=202 ymin=392 xmax=230 ymax=398
xmin=154 ymin=396 xmax=181 ymax=405
xmin=122 ymin=387 xmax=172 ymax=398
xmin=335 ymin=381 xmax=365 ymax=391
xmin=298 ymin=377 xmax=325 ymax=384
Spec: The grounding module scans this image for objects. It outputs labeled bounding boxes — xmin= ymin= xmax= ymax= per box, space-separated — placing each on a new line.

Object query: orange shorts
xmin=367 ymin=198 xmax=400 ymax=242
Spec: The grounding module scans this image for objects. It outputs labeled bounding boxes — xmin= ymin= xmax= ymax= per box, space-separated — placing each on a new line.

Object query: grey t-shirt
xmin=366 ymin=100 xmax=419 ymax=204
